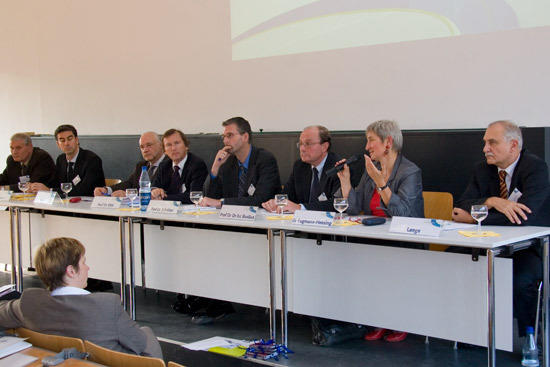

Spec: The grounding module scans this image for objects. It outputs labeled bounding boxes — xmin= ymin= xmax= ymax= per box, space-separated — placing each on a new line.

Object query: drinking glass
xmin=126 ymin=188 xmax=138 ymax=208
xmin=471 ymin=205 xmax=488 ymax=233
xmin=275 ymin=194 xmax=288 ymax=217
xmin=333 ymin=197 xmax=349 ymax=223
xmin=60 ymin=182 xmax=72 ymax=201
xmin=190 ymin=191 xmax=203 ymax=209
xmin=18 ymin=181 xmax=29 ymax=194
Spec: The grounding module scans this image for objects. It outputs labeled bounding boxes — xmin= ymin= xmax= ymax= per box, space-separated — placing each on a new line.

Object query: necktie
xmin=169 ymin=166 xmax=180 ymax=193
xmin=238 ymin=165 xmax=247 ymax=197
xmin=309 ymin=167 xmax=320 ymax=203
xmin=67 ymin=162 xmax=75 ymax=182
xmin=499 ymin=170 xmax=508 ymax=199
xmin=21 ymin=164 xmax=27 ymax=176
xmin=147 ymin=163 xmax=156 ymax=179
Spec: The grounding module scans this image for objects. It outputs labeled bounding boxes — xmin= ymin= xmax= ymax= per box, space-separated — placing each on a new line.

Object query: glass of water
xmin=333 ymin=197 xmax=349 ymax=223
xmin=60 ymin=182 xmax=72 ymax=201
xmin=18 ymin=181 xmax=29 ymax=194
xmin=126 ymin=188 xmax=138 ymax=208
xmin=275 ymin=194 xmax=288 ymax=216
xmin=190 ymin=191 xmax=203 ymax=209
xmin=471 ymin=205 xmax=489 ymax=233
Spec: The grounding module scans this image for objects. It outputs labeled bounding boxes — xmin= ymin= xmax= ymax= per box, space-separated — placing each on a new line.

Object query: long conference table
xmin=1 ymin=197 xmax=549 ymax=367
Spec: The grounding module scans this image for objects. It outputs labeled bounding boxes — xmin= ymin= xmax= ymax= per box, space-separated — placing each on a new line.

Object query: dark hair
xmin=54 ymin=124 xmax=78 ymax=140
xmin=222 ymin=117 xmax=252 ymax=143
xmin=162 ymin=128 xmax=189 ymax=147
xmin=35 ymin=237 xmax=85 ymax=291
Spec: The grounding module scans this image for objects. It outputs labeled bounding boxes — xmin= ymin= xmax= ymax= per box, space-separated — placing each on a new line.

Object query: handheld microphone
xmin=326 ymin=155 xmax=360 ymax=176
xmin=361 ymin=217 xmax=386 ymax=226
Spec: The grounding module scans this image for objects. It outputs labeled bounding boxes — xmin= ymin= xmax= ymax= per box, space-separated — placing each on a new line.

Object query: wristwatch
xmin=376 ymin=183 xmax=388 ymax=192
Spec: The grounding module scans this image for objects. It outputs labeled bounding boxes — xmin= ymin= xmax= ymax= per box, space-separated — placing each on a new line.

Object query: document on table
xmin=441 ymin=221 xmax=477 ymax=231
xmin=0 ymin=336 xmax=32 ymax=358
xmin=182 ymin=336 xmax=249 ymax=351
xmin=0 ymin=353 xmax=38 ymax=367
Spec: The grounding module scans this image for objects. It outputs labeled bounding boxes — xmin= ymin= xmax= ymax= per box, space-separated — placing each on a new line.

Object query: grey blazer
xmin=0 ymin=288 xmax=161 ymax=358
xmin=345 ymin=154 xmax=424 ymax=217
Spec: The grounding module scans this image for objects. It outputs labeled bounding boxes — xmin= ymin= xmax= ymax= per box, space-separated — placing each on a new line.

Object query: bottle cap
xmin=526 ymin=326 xmax=534 ymax=334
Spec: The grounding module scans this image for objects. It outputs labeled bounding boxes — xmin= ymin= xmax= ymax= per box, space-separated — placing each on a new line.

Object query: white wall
xmin=1 ymin=0 xmax=549 ymax=162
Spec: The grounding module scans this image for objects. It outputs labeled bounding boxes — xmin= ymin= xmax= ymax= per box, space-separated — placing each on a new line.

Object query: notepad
xmin=0 ymin=336 xmax=32 ymax=359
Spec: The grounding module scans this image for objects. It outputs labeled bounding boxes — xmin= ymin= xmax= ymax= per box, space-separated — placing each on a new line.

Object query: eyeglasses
xmin=296 ymin=141 xmax=321 ymax=149
xmin=221 ymin=132 xmax=241 ymax=140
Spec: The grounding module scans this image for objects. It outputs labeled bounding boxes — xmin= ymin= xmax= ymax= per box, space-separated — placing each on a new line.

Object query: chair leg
xmin=425 ymin=336 xmax=429 ymax=344
xmin=453 ymin=341 xmax=458 ymax=350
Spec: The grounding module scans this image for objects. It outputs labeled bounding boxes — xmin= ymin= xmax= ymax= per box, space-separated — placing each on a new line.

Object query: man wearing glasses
xmin=201 ymin=116 xmax=280 ymax=208
xmin=29 ymin=124 xmax=105 ymax=197
xmin=262 ymin=125 xmax=340 ymax=213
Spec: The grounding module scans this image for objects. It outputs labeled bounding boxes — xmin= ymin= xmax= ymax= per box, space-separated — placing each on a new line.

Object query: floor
xmin=1 ymin=272 xmax=526 ymax=367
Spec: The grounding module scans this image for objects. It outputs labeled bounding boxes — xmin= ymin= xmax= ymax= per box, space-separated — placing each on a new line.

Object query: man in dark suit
xmin=262 ymin=125 xmax=340 ymax=213
xmin=0 ymin=133 xmax=56 ymax=191
xmin=151 ymin=129 xmax=208 ymax=203
xmin=0 ymin=237 xmax=162 ymax=358
xmin=452 ymin=120 xmax=550 ymax=338
xmin=29 ymin=124 xmax=105 ymax=197
xmin=93 ymin=131 xmax=166 ymax=197
xmin=201 ymin=116 xmax=280 ymax=208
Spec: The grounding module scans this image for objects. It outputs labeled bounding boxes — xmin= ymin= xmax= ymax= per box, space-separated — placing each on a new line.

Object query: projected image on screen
xmin=231 ymin=0 xmax=550 ymax=60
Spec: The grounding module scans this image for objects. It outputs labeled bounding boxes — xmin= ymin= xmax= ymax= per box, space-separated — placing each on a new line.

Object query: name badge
xmin=292 ymin=210 xmax=334 ymax=227
xmin=318 ymin=192 xmax=328 ymax=202
xmin=508 ymin=188 xmax=522 ymax=202
xmin=219 ymin=205 xmax=257 ymax=221
xmin=19 ymin=175 xmax=30 ymax=184
xmin=72 ymin=175 xmax=81 ymax=186
xmin=34 ymin=190 xmax=57 ymax=205
xmin=389 ymin=216 xmax=442 ymax=237
xmin=91 ymin=196 xmax=122 ymax=209
xmin=247 ymin=184 xmax=256 ymax=196
xmin=146 ymin=200 xmax=180 ymax=215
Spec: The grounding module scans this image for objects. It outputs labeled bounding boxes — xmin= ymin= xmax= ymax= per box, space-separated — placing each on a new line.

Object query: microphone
xmin=326 ymin=155 xmax=360 ymax=176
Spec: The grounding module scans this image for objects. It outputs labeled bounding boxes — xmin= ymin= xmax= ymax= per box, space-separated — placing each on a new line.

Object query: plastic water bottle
xmin=139 ymin=166 xmax=151 ymax=212
xmin=522 ymin=326 xmax=539 ymax=366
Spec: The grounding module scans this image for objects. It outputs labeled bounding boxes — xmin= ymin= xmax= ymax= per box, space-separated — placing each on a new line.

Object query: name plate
xmin=389 ymin=216 xmax=442 ymax=237
xmin=34 ymin=191 xmax=57 ymax=205
xmin=219 ymin=205 xmax=257 ymax=221
xmin=146 ymin=200 xmax=180 ymax=215
xmin=292 ymin=210 xmax=334 ymax=227
xmin=91 ymin=196 xmax=122 ymax=209
xmin=0 ymin=191 xmax=12 ymax=202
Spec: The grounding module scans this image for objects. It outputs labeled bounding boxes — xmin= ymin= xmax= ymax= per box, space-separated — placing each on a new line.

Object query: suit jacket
xmin=284 ymin=152 xmax=341 ymax=211
xmin=0 ymin=147 xmax=56 ymax=191
xmin=110 ymin=156 xmax=169 ymax=192
xmin=457 ymin=149 xmax=550 ymax=226
xmin=0 ymin=288 xmax=160 ymax=357
xmin=152 ymin=152 xmax=208 ymax=203
xmin=55 ymin=148 xmax=105 ymax=197
xmin=345 ymin=154 xmax=424 ymax=217
xmin=204 ymin=146 xmax=281 ymax=206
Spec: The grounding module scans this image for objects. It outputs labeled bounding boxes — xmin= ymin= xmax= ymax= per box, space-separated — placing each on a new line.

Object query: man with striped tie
xmin=452 ymin=120 xmax=550 ymax=341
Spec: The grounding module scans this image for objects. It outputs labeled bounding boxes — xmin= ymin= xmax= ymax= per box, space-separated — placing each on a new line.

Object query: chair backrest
xmin=105 ymin=178 xmax=122 ymax=187
xmin=15 ymin=327 xmax=85 ymax=353
xmin=422 ymin=191 xmax=453 ymax=251
xmin=167 ymin=362 xmax=186 ymax=367
xmin=85 ymin=340 xmax=166 ymax=367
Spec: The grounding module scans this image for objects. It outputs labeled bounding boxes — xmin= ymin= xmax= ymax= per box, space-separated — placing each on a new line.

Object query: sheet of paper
xmin=182 ymin=336 xmax=249 ymax=351
xmin=442 ymin=221 xmax=477 ymax=231
xmin=0 ymin=353 xmax=38 ymax=367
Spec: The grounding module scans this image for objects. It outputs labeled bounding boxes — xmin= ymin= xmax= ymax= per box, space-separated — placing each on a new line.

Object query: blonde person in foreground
xmin=0 ymin=237 xmax=162 ymax=358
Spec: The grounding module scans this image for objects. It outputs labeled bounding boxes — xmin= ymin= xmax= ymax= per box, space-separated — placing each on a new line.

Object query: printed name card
xmin=34 ymin=191 xmax=57 ymax=205
xmin=91 ymin=196 xmax=122 ymax=209
xmin=219 ymin=205 xmax=257 ymax=221
xmin=389 ymin=216 xmax=442 ymax=237
xmin=292 ymin=210 xmax=334 ymax=227
xmin=146 ymin=200 xmax=180 ymax=215
xmin=0 ymin=191 xmax=12 ymax=202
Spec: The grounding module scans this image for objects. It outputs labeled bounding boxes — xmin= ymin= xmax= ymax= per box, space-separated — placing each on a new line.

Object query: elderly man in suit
xmin=0 ymin=133 xmax=56 ymax=191
xmin=0 ymin=237 xmax=162 ymax=358
xmin=94 ymin=132 xmax=167 ymax=197
xmin=29 ymin=124 xmax=105 ymax=197
xmin=150 ymin=129 xmax=208 ymax=203
xmin=201 ymin=116 xmax=280 ymax=208
xmin=262 ymin=125 xmax=340 ymax=213
xmin=452 ymin=120 xmax=550 ymax=339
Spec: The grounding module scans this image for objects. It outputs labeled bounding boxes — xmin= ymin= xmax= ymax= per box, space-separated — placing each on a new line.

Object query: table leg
xmin=15 ymin=208 xmax=23 ymax=293
xmin=280 ymin=230 xmax=288 ymax=346
xmin=268 ymin=229 xmax=277 ymax=341
xmin=119 ymin=217 xmax=127 ymax=309
xmin=9 ymin=207 xmax=18 ymax=290
xmin=487 ymin=248 xmax=500 ymax=367
xmin=541 ymin=236 xmax=549 ymax=367
xmin=128 ymin=218 xmax=136 ymax=320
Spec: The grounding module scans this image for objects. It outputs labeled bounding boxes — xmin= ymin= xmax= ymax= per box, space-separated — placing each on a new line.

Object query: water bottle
xmin=139 ymin=166 xmax=151 ymax=212
xmin=522 ymin=326 xmax=539 ymax=366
